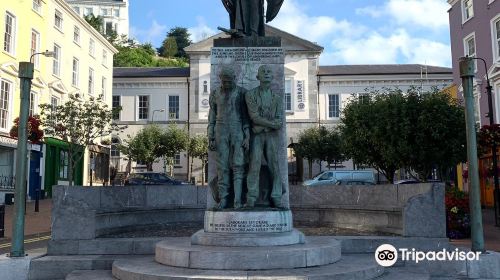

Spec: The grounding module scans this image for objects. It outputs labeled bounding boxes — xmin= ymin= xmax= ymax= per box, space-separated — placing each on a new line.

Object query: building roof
xmin=185 ymin=25 xmax=324 ymax=54
xmin=113 ymin=67 xmax=190 ymax=78
xmin=318 ymin=64 xmax=452 ymax=76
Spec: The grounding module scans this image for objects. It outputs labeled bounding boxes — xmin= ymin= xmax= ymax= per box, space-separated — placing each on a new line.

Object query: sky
xmin=129 ymin=0 xmax=452 ymax=67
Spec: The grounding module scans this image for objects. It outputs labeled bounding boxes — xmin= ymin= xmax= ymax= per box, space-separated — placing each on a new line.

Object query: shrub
xmin=445 ymin=186 xmax=471 ymax=239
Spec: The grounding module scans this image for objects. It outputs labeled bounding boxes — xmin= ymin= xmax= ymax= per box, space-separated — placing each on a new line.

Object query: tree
xmin=84 ymin=14 xmax=103 ymax=34
xmin=158 ymin=27 xmax=192 ymax=58
xmin=84 ymin=14 xmax=118 ymax=43
xmin=340 ymin=87 xmax=466 ymax=183
xmin=406 ymin=90 xmax=467 ymax=180
xmin=160 ymin=36 xmax=178 ymax=58
xmin=113 ymin=45 xmax=155 ymax=67
xmin=294 ymin=127 xmax=322 ymax=178
xmin=120 ymin=124 xmax=188 ymax=175
xmin=188 ymin=135 xmax=208 ymax=185
xmin=120 ymin=125 xmax=164 ymax=171
xmin=10 ymin=115 xmax=44 ymax=144
xmin=318 ymin=127 xmax=346 ymax=169
xmin=39 ymin=94 xmax=123 ymax=186
xmin=160 ymin=124 xmax=189 ymax=176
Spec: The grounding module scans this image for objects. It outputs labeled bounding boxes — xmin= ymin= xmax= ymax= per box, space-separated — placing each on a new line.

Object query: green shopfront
xmin=43 ymin=137 xmax=84 ymax=197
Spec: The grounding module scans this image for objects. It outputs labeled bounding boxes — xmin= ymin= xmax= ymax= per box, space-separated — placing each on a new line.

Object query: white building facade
xmin=65 ymin=0 xmax=129 ymax=37
xmin=112 ymin=27 xmax=453 ymax=182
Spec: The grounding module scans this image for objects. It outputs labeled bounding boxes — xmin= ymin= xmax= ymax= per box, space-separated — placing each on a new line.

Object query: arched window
xmin=111 ymin=137 xmax=120 ymax=157
xmin=203 ymin=81 xmax=208 ymax=94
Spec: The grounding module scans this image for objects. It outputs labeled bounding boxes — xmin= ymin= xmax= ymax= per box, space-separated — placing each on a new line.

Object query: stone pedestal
xmin=204 ymin=210 xmax=293 ymax=233
xmin=108 ymin=38 xmax=357 ymax=279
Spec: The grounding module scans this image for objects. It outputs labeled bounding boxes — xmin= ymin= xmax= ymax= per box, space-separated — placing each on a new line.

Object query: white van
xmin=302 ymin=170 xmax=375 ymax=186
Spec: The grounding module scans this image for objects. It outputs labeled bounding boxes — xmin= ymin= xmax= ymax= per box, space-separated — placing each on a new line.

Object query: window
xmin=88 ymin=68 xmax=94 ymax=95
xmin=52 ymin=44 xmax=61 ymax=76
xmin=72 ymin=58 xmax=79 ymax=87
xmin=54 ymin=10 xmax=63 ymax=30
xmin=203 ymin=81 xmax=208 ymax=94
xmin=102 ymin=50 xmax=107 ymax=66
xmin=0 ymin=80 xmax=11 ymax=130
xmin=285 ymin=79 xmax=292 ymax=112
xmin=73 ymin=6 xmax=80 ymax=15
xmin=114 ymin=9 xmax=120 ymax=17
xmin=33 ymin=0 xmax=41 ymax=14
xmin=31 ymin=29 xmax=40 ymax=68
xmin=174 ymin=153 xmax=181 ymax=165
xmin=358 ymin=93 xmax=370 ymax=103
xmin=89 ymin=39 xmax=95 ymax=56
xmin=84 ymin=7 xmax=93 ymax=16
xmin=59 ymin=150 xmax=69 ymax=179
xmin=464 ymin=33 xmax=477 ymax=71
xmin=4 ymin=12 xmax=15 ymax=54
xmin=73 ymin=26 xmax=80 ymax=44
xmin=51 ymin=96 xmax=59 ymax=111
xmin=101 ymin=77 xmax=106 ymax=99
xmin=111 ymin=138 xmax=120 ymax=157
xmin=169 ymin=96 xmax=180 ymax=119
xmin=101 ymin=8 xmax=109 ymax=16
xmin=138 ymin=96 xmax=149 ymax=120
xmin=105 ymin=22 xmax=113 ymax=36
xmin=462 ymin=0 xmax=474 ymax=22
xmin=112 ymin=95 xmax=121 ymax=120
xmin=493 ymin=17 xmax=500 ymax=61
xmin=30 ymin=91 xmax=37 ymax=116
xmin=328 ymin=94 xmax=340 ymax=118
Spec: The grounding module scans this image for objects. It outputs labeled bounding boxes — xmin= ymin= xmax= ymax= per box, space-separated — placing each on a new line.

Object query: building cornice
xmin=448 ymin=0 xmax=459 ymax=6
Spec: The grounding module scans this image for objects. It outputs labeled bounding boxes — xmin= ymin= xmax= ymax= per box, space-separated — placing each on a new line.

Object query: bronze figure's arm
xmin=245 ymin=90 xmax=281 ymax=130
xmin=208 ymin=90 xmax=217 ymax=151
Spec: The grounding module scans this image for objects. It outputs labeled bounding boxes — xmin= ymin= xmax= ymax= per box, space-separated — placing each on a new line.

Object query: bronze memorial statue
xmin=220 ymin=0 xmax=285 ymax=37
xmin=245 ymin=65 xmax=284 ymax=208
xmin=208 ymin=67 xmax=250 ymax=209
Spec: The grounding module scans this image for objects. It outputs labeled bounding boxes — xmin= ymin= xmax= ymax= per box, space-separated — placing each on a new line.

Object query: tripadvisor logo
xmin=375 ymin=244 xmax=482 ymax=267
xmin=375 ymin=244 xmax=398 ymax=267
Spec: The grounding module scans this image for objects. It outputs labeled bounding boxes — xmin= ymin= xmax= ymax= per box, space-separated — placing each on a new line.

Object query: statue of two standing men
xmin=221 ymin=0 xmax=284 ymax=37
xmin=208 ymin=65 xmax=283 ymax=209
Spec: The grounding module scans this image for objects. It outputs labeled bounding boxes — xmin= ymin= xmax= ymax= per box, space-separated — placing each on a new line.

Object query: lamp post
xmin=152 ymin=109 xmax=165 ymax=123
xmin=10 ymin=50 xmax=54 ymax=258
xmin=459 ymin=56 xmax=485 ymax=252
xmin=470 ymin=57 xmax=500 ymax=227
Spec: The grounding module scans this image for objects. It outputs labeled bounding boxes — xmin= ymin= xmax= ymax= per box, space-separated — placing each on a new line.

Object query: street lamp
xmin=152 ymin=109 xmax=165 ymax=123
xmin=459 ymin=57 xmax=485 ymax=252
xmin=10 ymin=50 xmax=54 ymax=258
xmin=469 ymin=57 xmax=500 ymax=227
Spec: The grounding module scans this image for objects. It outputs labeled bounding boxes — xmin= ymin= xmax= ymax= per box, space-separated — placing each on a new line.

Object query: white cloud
xmin=130 ymin=20 xmax=167 ymax=44
xmin=271 ymin=0 xmax=362 ymax=43
xmin=357 ymin=0 xmax=449 ymax=30
xmin=270 ymin=0 xmax=452 ymax=66
xmin=328 ymin=29 xmax=451 ymax=66
xmin=189 ymin=17 xmax=217 ymax=43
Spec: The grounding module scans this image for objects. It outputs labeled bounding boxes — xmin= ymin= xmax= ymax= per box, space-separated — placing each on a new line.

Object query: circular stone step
xmin=155 ymin=237 xmax=341 ymax=270
xmin=112 ymin=254 xmax=384 ymax=280
xmin=191 ymin=229 xmax=305 ymax=246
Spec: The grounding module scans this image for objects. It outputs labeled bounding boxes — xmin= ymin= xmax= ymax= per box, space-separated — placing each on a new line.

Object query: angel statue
xmin=219 ymin=0 xmax=284 ymax=37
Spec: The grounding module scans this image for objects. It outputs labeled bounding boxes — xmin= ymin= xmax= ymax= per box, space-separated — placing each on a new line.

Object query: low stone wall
xmin=51 ymin=182 xmax=444 ymax=241
xmin=51 ymin=185 xmax=207 ymax=240
xmin=289 ymin=183 xmax=445 ymax=238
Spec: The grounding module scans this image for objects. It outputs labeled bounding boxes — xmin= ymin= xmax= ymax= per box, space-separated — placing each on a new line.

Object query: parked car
xmin=335 ymin=179 xmax=375 ymax=186
xmin=124 ymin=172 xmax=188 ymax=186
xmin=302 ymin=170 xmax=375 ymax=187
